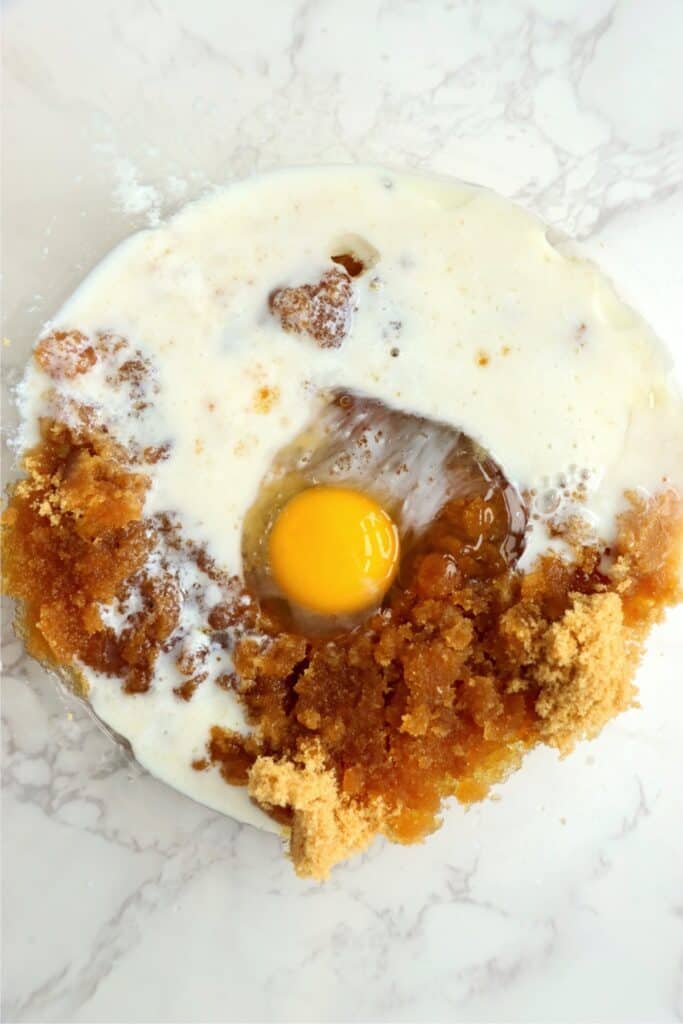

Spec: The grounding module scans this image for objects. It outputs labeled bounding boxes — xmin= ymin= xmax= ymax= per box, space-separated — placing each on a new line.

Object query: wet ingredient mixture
xmin=3 ymin=166 xmax=683 ymax=876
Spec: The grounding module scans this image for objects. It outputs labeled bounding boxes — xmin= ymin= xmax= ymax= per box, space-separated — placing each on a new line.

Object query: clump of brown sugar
xmin=533 ymin=592 xmax=632 ymax=750
xmin=269 ymin=266 xmax=356 ymax=348
xmin=1 ymin=417 xmax=186 ymax=694
xmin=35 ymin=329 xmax=97 ymax=379
xmin=249 ymin=743 xmax=382 ymax=878
xmin=2 ymin=419 xmax=151 ymax=678
xmin=36 ymin=328 xmax=158 ymax=424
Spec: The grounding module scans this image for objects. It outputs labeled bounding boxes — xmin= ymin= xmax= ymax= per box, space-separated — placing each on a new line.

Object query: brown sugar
xmin=249 ymin=743 xmax=381 ymax=878
xmin=252 ymin=386 xmax=280 ymax=414
xmin=2 ymin=420 xmax=151 ymax=675
xmin=331 ymin=252 xmax=365 ymax=277
xmin=534 ymin=592 xmax=632 ymax=751
xmin=206 ymin=487 xmax=682 ymax=878
xmin=35 ymin=329 xmax=97 ymax=379
xmin=0 ymin=419 xmax=183 ymax=694
xmin=269 ymin=267 xmax=356 ymax=348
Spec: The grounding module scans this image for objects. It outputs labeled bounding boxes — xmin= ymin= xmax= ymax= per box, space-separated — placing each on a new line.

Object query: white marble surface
xmin=2 ymin=0 xmax=683 ymax=1020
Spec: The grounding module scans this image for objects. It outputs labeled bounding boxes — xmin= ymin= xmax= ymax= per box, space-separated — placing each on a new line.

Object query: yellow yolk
xmin=268 ymin=486 xmax=400 ymax=615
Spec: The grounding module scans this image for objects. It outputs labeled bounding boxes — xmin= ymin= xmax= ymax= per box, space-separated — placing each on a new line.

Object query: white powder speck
xmin=165 ymin=175 xmax=188 ymax=202
xmin=113 ymin=158 xmax=163 ymax=227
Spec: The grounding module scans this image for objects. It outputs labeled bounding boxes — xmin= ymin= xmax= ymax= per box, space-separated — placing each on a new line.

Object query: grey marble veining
xmin=2 ymin=1 xmax=683 ymax=1021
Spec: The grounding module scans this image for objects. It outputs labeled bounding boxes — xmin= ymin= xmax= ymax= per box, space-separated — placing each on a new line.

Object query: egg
xmin=269 ymin=485 xmax=399 ymax=616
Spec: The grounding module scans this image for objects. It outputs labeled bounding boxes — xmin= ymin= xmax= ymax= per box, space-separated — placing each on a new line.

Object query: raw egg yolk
xmin=268 ymin=486 xmax=400 ymax=615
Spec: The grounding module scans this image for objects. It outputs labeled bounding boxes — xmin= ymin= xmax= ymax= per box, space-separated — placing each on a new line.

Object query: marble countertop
xmin=2 ymin=1 xmax=683 ymax=1021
